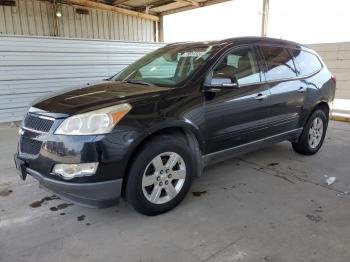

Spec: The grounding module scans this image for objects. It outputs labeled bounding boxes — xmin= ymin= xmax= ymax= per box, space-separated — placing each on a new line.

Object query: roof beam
xmin=176 ymin=0 xmax=200 ymax=7
xmin=64 ymin=0 xmax=160 ymax=21
xmin=145 ymin=0 xmax=174 ymax=8
xmin=112 ymin=0 xmax=130 ymax=5
xmin=144 ymin=0 xmax=200 ymax=12
xmin=160 ymin=0 xmax=229 ymax=15
xmin=142 ymin=0 xmax=173 ymax=12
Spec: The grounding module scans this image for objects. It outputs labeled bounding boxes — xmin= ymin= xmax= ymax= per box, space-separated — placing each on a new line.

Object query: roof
xmin=165 ymin=36 xmax=304 ymax=48
xmin=223 ymin=36 xmax=303 ymax=47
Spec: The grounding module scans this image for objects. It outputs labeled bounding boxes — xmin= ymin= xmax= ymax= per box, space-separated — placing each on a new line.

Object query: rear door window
xmin=289 ymin=49 xmax=323 ymax=76
xmin=259 ymin=46 xmax=297 ymax=81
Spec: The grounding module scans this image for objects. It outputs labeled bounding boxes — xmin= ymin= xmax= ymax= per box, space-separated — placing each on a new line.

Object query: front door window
xmin=212 ymin=47 xmax=261 ymax=85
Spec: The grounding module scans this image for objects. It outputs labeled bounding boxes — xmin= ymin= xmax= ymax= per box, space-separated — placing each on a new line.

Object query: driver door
xmin=204 ymin=45 xmax=272 ymax=154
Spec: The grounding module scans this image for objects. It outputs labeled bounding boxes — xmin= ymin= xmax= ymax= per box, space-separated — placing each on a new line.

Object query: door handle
xmin=298 ymin=86 xmax=307 ymax=93
xmin=255 ymin=93 xmax=268 ymax=100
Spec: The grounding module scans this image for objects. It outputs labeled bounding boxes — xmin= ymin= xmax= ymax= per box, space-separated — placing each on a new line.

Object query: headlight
xmin=55 ymin=103 xmax=131 ymax=135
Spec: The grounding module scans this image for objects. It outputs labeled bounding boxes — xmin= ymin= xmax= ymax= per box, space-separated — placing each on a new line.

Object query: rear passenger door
xmin=258 ymin=45 xmax=307 ymax=135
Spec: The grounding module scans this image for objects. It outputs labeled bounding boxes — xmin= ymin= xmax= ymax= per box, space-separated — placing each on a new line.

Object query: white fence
xmin=309 ymin=42 xmax=350 ymax=100
xmin=309 ymin=42 xmax=350 ymax=116
xmin=0 ymin=35 xmax=163 ymax=122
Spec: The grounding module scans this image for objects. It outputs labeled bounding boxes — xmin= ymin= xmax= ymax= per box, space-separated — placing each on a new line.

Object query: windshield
xmin=113 ymin=44 xmax=217 ymax=87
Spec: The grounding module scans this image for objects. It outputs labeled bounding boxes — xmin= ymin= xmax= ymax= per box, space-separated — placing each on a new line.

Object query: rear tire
xmin=292 ymin=109 xmax=328 ymax=155
xmin=125 ymin=135 xmax=194 ymax=216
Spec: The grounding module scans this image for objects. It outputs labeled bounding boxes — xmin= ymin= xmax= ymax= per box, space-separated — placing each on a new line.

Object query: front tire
xmin=125 ymin=135 xmax=194 ymax=216
xmin=292 ymin=109 xmax=328 ymax=155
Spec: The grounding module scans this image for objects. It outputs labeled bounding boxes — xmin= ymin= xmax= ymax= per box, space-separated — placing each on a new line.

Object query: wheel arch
xmin=121 ymin=123 xmax=204 ymax=197
xmin=315 ymin=101 xmax=330 ymax=118
xmin=302 ymin=100 xmax=330 ymax=127
xmin=310 ymin=100 xmax=330 ymax=121
xmin=293 ymin=100 xmax=330 ymax=155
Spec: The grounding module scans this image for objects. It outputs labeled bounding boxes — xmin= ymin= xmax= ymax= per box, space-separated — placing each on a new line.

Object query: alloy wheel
xmin=142 ymin=152 xmax=186 ymax=205
xmin=308 ymin=116 xmax=324 ymax=149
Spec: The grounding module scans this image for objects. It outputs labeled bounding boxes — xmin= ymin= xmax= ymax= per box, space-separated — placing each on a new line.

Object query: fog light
xmin=53 ymin=163 xmax=98 ymax=180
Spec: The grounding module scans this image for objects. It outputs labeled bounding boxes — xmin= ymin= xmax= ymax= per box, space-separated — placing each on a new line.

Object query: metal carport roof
xmin=62 ymin=0 xmax=232 ymax=19
xmin=59 ymin=0 xmax=270 ymax=40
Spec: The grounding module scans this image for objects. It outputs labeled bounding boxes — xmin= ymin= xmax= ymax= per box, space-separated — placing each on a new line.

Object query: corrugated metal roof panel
xmin=0 ymin=0 xmax=156 ymax=42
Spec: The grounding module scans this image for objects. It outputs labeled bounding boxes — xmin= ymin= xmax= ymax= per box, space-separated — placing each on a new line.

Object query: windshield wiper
xmin=123 ymin=80 xmax=155 ymax=86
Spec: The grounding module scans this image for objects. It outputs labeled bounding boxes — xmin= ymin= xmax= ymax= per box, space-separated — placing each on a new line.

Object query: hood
xmin=32 ymin=81 xmax=170 ymax=117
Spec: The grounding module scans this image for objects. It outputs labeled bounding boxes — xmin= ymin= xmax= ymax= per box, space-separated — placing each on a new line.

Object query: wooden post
xmin=261 ymin=0 xmax=269 ymax=37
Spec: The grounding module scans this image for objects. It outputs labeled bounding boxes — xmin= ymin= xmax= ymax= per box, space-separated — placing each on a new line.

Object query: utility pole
xmin=261 ymin=0 xmax=269 ymax=37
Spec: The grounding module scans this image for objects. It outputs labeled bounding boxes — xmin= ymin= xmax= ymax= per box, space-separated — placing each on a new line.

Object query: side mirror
xmin=204 ymin=76 xmax=239 ymax=90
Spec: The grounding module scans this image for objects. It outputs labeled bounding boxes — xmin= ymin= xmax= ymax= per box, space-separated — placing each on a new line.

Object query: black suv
xmin=14 ymin=37 xmax=335 ymax=215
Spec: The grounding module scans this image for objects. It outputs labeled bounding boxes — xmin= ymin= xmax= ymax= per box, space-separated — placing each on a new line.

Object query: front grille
xmin=23 ymin=114 xmax=54 ymax=133
xmin=20 ymin=136 xmax=42 ymax=155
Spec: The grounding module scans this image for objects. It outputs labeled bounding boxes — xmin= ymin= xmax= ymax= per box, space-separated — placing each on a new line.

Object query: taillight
xmin=331 ymin=75 xmax=336 ymax=85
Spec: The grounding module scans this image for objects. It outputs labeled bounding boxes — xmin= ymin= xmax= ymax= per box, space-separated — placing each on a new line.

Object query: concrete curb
xmin=331 ymin=114 xmax=350 ymax=123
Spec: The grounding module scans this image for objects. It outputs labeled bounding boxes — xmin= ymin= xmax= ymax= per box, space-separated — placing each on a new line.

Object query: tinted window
xmin=290 ymin=49 xmax=322 ymax=76
xmin=259 ymin=46 xmax=297 ymax=81
xmin=212 ymin=47 xmax=260 ymax=85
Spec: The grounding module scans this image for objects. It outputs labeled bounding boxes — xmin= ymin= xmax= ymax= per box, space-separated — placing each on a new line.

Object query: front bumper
xmin=15 ymin=154 xmax=122 ymax=208
xmin=14 ymin=110 xmax=146 ymax=207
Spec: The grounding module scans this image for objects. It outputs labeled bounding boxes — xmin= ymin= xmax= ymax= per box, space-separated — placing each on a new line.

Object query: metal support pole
xmin=261 ymin=0 xmax=269 ymax=37
xmin=159 ymin=15 xmax=164 ymax=42
xmin=154 ymin=21 xmax=159 ymax=42
xmin=52 ymin=0 xmax=60 ymax=37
